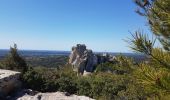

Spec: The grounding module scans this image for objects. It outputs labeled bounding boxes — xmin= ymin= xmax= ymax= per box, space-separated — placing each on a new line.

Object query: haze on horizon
xmin=0 ymin=0 xmax=151 ymax=52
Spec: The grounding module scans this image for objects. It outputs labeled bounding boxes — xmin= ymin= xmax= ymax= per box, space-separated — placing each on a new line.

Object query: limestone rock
xmin=16 ymin=91 xmax=95 ymax=100
xmin=69 ymin=44 xmax=116 ymax=75
xmin=69 ymin=44 xmax=98 ymax=74
xmin=0 ymin=69 xmax=21 ymax=98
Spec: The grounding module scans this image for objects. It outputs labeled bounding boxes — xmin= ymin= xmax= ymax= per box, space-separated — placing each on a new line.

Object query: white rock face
xmin=69 ymin=44 xmax=98 ymax=74
xmin=69 ymin=44 xmax=116 ymax=75
xmin=0 ymin=69 xmax=20 ymax=79
xmin=0 ymin=69 xmax=21 ymax=97
xmin=17 ymin=92 xmax=95 ymax=100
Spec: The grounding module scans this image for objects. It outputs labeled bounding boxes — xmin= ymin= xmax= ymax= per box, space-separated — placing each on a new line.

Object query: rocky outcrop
xmin=15 ymin=90 xmax=94 ymax=100
xmin=69 ymin=44 xmax=98 ymax=74
xmin=69 ymin=44 xmax=115 ymax=74
xmin=0 ymin=69 xmax=21 ymax=98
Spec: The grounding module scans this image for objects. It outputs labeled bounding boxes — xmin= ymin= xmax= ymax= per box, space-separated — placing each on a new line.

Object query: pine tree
xmin=3 ymin=44 xmax=28 ymax=73
xmin=134 ymin=0 xmax=170 ymax=51
xmin=126 ymin=0 xmax=170 ymax=99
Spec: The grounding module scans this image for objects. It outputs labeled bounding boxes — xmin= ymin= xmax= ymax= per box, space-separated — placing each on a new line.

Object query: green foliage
xmin=57 ymin=65 xmax=78 ymax=94
xmin=126 ymin=30 xmax=155 ymax=55
xmin=115 ymin=55 xmax=134 ymax=71
xmin=95 ymin=56 xmax=134 ymax=74
xmin=125 ymin=0 xmax=170 ymax=99
xmin=135 ymin=0 xmax=170 ymax=51
xmin=127 ymin=27 xmax=170 ymax=99
xmin=23 ymin=65 xmax=78 ymax=93
xmin=150 ymin=48 xmax=170 ymax=69
xmin=91 ymin=73 xmax=126 ymax=99
xmin=77 ymin=77 xmax=92 ymax=97
xmin=2 ymin=44 xmax=28 ymax=73
xmin=58 ymin=76 xmax=77 ymax=94
xmin=24 ymin=67 xmax=61 ymax=92
xmin=133 ymin=63 xmax=170 ymax=99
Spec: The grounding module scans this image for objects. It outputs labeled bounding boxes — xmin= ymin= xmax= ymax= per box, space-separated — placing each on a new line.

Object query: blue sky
xmin=0 ymin=0 xmax=151 ymax=52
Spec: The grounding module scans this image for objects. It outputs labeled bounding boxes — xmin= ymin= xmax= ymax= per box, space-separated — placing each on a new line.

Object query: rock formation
xmin=69 ymin=44 xmax=115 ymax=75
xmin=15 ymin=90 xmax=94 ymax=100
xmin=69 ymin=44 xmax=98 ymax=74
xmin=0 ymin=69 xmax=21 ymax=98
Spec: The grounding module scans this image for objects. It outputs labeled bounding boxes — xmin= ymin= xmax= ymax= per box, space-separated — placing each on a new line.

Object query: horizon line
xmin=0 ymin=49 xmax=136 ymax=54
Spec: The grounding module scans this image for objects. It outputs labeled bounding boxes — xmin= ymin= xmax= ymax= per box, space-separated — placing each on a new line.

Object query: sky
xmin=0 ymin=0 xmax=151 ymax=52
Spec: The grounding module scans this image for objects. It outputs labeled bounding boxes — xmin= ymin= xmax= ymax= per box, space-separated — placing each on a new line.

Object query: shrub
xmin=58 ymin=76 xmax=78 ymax=94
xmin=23 ymin=67 xmax=60 ymax=92
xmin=77 ymin=77 xmax=92 ymax=97
xmin=89 ymin=73 xmax=126 ymax=99
xmin=22 ymin=65 xmax=78 ymax=93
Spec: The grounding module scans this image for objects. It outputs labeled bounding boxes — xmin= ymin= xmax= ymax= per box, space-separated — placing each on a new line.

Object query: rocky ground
xmin=8 ymin=89 xmax=94 ymax=100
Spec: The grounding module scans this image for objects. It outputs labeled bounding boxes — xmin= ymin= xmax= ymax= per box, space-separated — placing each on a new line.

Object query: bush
xmin=23 ymin=67 xmax=60 ymax=92
xmin=22 ymin=65 xmax=78 ymax=93
xmin=58 ymin=76 xmax=77 ymax=94
xmin=91 ymin=73 xmax=126 ymax=99
xmin=77 ymin=77 xmax=92 ymax=97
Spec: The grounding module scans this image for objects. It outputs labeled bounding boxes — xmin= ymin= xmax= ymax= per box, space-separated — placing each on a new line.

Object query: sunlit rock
xmin=69 ymin=44 xmax=115 ymax=75
xmin=0 ymin=69 xmax=21 ymax=98
xmin=69 ymin=44 xmax=98 ymax=74
xmin=16 ymin=91 xmax=94 ymax=100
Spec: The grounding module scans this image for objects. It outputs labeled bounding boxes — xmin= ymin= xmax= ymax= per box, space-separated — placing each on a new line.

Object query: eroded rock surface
xmin=16 ymin=91 xmax=94 ymax=100
xmin=69 ymin=44 xmax=115 ymax=74
xmin=0 ymin=69 xmax=21 ymax=98
xmin=69 ymin=44 xmax=97 ymax=74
